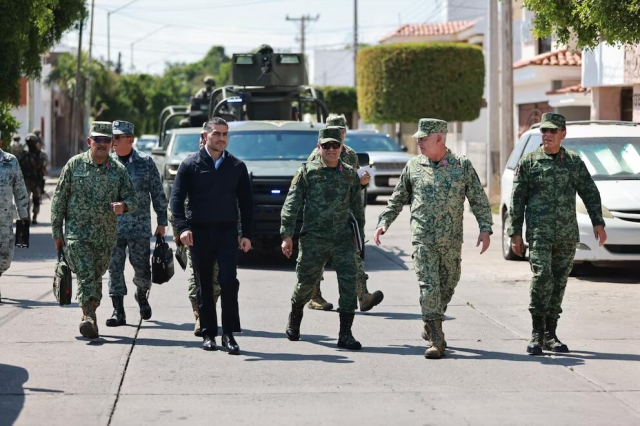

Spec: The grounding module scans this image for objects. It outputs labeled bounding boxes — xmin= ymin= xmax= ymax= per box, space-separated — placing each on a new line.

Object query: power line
xmin=286 ymin=14 xmax=320 ymax=53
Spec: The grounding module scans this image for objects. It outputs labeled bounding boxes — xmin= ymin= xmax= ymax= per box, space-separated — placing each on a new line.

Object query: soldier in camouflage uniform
xmin=194 ymin=76 xmax=216 ymax=99
xmin=9 ymin=135 xmax=24 ymax=158
xmin=282 ymin=127 xmax=365 ymax=350
xmin=374 ymin=118 xmax=493 ymax=359
xmin=51 ymin=121 xmax=138 ymax=339
xmin=508 ymin=113 xmax=607 ymax=355
xmin=0 ymin=131 xmax=30 ymax=303
xmin=18 ymin=134 xmax=46 ymax=225
xmin=106 ymin=120 xmax=168 ymax=327
xmin=305 ymin=114 xmax=384 ymax=313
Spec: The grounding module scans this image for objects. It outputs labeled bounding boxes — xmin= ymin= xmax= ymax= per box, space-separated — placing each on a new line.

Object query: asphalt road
xmin=1 ymin=187 xmax=639 ymax=426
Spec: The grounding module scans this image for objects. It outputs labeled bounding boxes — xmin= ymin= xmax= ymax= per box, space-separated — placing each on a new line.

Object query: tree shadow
xmin=0 ymin=363 xmax=29 ymax=426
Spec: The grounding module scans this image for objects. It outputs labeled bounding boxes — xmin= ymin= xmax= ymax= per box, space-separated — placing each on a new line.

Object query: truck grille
xmin=373 ymin=162 xmax=407 ymax=171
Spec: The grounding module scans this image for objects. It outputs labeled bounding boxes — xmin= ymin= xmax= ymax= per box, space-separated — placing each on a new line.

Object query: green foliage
xmin=522 ymin=0 xmax=640 ymax=49
xmin=356 ymin=43 xmax=485 ymax=124
xmin=0 ymin=103 xmax=21 ymax=141
xmin=315 ymin=86 xmax=358 ymax=115
xmin=0 ymin=0 xmax=86 ymax=105
xmin=164 ymin=46 xmax=231 ymax=93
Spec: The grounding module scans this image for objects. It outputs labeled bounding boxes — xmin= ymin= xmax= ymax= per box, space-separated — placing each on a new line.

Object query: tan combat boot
xmin=422 ymin=321 xmax=447 ymax=348
xmin=190 ymin=298 xmax=202 ymax=337
xmin=424 ymin=320 xmax=445 ymax=359
xmin=358 ymin=290 xmax=384 ymax=312
xmin=79 ymin=303 xmax=99 ymax=339
xmin=307 ymin=283 xmax=333 ymax=311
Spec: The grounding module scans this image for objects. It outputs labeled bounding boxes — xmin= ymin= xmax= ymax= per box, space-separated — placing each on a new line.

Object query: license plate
xmin=388 ymin=177 xmax=399 ymax=186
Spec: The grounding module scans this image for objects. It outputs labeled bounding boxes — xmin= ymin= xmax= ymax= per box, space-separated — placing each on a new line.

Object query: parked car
xmin=344 ymin=130 xmax=413 ymax=202
xmin=134 ymin=134 xmax=159 ymax=154
xmin=500 ymin=121 xmax=640 ymax=266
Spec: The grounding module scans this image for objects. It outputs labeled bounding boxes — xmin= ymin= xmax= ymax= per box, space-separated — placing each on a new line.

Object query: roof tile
xmin=380 ymin=21 xmax=476 ymax=42
xmin=513 ymin=49 xmax=582 ymax=69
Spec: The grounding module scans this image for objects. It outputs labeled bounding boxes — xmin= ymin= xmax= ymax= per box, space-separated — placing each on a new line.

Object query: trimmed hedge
xmin=356 ymin=43 xmax=485 ymax=124
xmin=315 ymin=85 xmax=358 ymax=114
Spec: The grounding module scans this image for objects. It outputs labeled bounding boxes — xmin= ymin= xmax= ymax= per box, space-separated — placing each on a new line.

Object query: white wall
xmin=312 ymin=49 xmax=355 ymax=87
xmin=582 ymin=43 xmax=625 ymax=88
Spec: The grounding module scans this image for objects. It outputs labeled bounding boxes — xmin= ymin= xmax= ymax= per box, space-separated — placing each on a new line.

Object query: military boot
xmin=358 ymin=290 xmax=384 ymax=312
xmin=337 ymin=312 xmax=362 ymax=350
xmin=105 ymin=296 xmax=126 ymax=327
xmin=135 ymin=289 xmax=152 ymax=320
xmin=527 ymin=315 xmax=545 ymax=355
xmin=424 ymin=320 xmax=445 ymax=359
xmin=191 ymin=298 xmax=202 ymax=337
xmin=79 ymin=304 xmax=99 ymax=339
xmin=421 ymin=322 xmax=448 ymax=348
xmin=90 ymin=299 xmax=100 ymax=335
xmin=285 ymin=305 xmax=304 ymax=341
xmin=307 ymin=283 xmax=333 ymax=311
xmin=543 ymin=317 xmax=569 ymax=353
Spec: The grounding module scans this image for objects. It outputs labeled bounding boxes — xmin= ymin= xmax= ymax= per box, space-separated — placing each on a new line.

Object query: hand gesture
xmin=373 ymin=226 xmax=387 ymax=246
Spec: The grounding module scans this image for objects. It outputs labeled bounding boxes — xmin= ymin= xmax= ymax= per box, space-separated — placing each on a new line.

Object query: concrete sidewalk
xmin=1 ymin=197 xmax=639 ymax=426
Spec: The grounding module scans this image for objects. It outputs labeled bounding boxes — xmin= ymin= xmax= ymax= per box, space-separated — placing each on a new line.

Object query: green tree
xmin=523 ymin=0 xmax=640 ymax=49
xmin=0 ymin=0 xmax=86 ymax=105
xmin=165 ymin=46 xmax=231 ymax=93
xmin=356 ymin=43 xmax=485 ymax=124
xmin=0 ymin=103 xmax=21 ymax=141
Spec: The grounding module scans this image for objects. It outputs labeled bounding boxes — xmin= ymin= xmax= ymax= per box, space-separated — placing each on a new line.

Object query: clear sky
xmin=56 ymin=0 xmax=447 ymax=74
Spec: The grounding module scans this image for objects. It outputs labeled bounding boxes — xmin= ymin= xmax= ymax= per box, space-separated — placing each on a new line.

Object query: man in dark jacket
xmin=170 ymin=117 xmax=253 ymax=354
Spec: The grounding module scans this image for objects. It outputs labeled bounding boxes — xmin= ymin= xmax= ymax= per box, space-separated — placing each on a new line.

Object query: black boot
xmin=337 ymin=312 xmax=362 ymax=350
xmin=544 ymin=317 xmax=569 ymax=353
xmin=286 ymin=306 xmax=304 ymax=341
xmin=105 ymin=296 xmax=126 ymax=327
xmin=135 ymin=289 xmax=152 ymax=320
xmin=527 ymin=315 xmax=545 ymax=355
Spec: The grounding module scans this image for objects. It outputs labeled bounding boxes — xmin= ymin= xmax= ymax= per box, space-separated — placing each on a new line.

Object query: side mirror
xmin=400 ymin=145 xmax=408 ymax=152
xmin=356 ymin=152 xmax=371 ymax=166
xmin=151 ymin=147 xmax=166 ymax=157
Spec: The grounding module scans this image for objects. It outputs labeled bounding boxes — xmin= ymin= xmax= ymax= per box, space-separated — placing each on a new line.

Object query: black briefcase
xmin=53 ymin=249 xmax=73 ymax=305
xmin=15 ymin=220 xmax=30 ymax=248
xmin=152 ymin=236 xmax=174 ymax=284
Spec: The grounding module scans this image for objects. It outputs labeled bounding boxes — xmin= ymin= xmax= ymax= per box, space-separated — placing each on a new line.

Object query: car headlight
xmin=576 ymin=200 xmax=614 ymax=218
xmin=165 ymin=164 xmax=179 ymax=180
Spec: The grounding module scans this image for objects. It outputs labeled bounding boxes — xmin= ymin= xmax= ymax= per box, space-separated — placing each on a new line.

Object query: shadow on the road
xmin=0 ymin=363 xmax=28 ymax=426
xmin=11 ymin=233 xmax=57 ymax=263
xmin=445 ymin=347 xmax=587 ymax=366
xmin=0 ymin=298 xmax=74 ymax=309
xmin=77 ymin=335 xmax=202 ymax=349
xmin=364 ymin=246 xmax=410 ymax=271
xmin=555 ymin=350 xmax=640 ymax=362
xmin=359 ymin=312 xmax=423 ymax=321
xmin=242 ymin=350 xmax=354 ymax=363
xmin=142 ymin=320 xmax=192 ymax=332
xmin=571 ymin=265 xmax=640 ymax=284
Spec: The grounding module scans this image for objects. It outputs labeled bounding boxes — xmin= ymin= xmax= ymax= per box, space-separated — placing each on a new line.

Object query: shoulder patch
xmin=514 ymin=166 xmax=519 ymax=176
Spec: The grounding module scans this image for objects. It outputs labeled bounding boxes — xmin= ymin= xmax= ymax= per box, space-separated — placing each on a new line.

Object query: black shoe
xmin=527 ymin=315 xmax=545 ymax=356
xmin=222 ymin=334 xmax=240 ymax=355
xmin=286 ymin=307 xmax=304 ymax=341
xmin=105 ymin=296 xmax=126 ymax=327
xmin=135 ymin=290 xmax=152 ymax=320
xmin=202 ymin=336 xmax=217 ymax=351
xmin=543 ymin=317 xmax=570 ymax=353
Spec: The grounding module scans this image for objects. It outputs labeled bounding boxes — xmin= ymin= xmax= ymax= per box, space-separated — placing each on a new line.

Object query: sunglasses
xmin=92 ymin=136 xmax=112 ymax=144
xmin=320 ymin=141 xmax=341 ymax=150
xmin=540 ymin=128 xmax=559 ymax=134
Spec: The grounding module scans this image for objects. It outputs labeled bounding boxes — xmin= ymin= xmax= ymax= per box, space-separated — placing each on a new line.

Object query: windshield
xmin=344 ymin=133 xmax=402 ymax=152
xmin=228 ymin=130 xmax=319 ymax=161
xmin=526 ymin=134 xmax=640 ymax=180
xmin=171 ymin=133 xmax=201 ymax=155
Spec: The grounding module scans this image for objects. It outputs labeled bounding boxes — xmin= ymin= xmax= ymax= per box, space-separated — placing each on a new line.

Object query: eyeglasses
xmin=92 ymin=136 xmax=112 ymax=144
xmin=540 ymin=128 xmax=559 ymax=134
xmin=320 ymin=141 xmax=341 ymax=150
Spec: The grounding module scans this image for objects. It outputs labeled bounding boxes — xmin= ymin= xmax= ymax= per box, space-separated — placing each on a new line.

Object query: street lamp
xmin=107 ymin=0 xmax=141 ymax=68
xmin=130 ymin=26 xmax=170 ymax=71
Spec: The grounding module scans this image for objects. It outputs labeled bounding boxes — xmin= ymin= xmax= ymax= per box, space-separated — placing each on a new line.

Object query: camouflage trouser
xmin=292 ymin=236 xmax=358 ymax=314
xmin=315 ymin=254 xmax=369 ymax=298
xmin=413 ymin=243 xmax=462 ymax=321
xmin=528 ymin=241 xmax=575 ymax=319
xmin=0 ymin=224 xmax=15 ymax=275
xmin=186 ymin=245 xmax=221 ymax=301
xmin=108 ymin=238 xmax=151 ymax=297
xmin=26 ymin=184 xmax=41 ymax=216
xmin=65 ymin=238 xmax=115 ymax=306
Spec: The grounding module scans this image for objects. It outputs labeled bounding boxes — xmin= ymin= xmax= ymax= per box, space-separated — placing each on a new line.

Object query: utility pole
xmin=85 ymin=0 xmax=95 ymax=140
xmin=286 ymin=14 xmax=319 ymax=53
xmin=354 ymin=0 xmax=358 ymax=87
xmin=107 ymin=0 xmax=140 ymax=69
xmin=486 ymin=0 xmax=500 ymax=204
xmin=71 ymin=19 xmax=84 ymax=155
xmin=130 ymin=26 xmax=170 ymax=71
xmin=500 ymin=0 xmax=514 ymax=173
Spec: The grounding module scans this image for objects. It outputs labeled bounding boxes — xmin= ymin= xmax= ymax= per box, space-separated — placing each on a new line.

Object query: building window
xmin=621 ymin=87 xmax=633 ymax=121
xmin=537 ymin=36 xmax=552 ymax=54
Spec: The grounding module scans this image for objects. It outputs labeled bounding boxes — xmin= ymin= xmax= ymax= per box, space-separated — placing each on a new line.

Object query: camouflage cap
xmin=413 ymin=118 xmax=448 ymax=139
xmin=25 ymin=133 xmax=39 ymax=142
xmin=326 ymin=114 xmax=347 ymax=129
xmin=319 ymin=126 xmax=342 ymax=143
xmin=90 ymin=121 xmax=113 ymax=138
xmin=112 ymin=120 xmax=134 ymax=135
xmin=539 ymin=113 xmax=566 ymax=129
xmin=204 ymin=76 xmax=216 ymax=85
xmin=12 ymin=135 xmax=20 ymax=141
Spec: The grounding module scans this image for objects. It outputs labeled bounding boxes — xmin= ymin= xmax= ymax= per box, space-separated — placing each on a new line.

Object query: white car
xmin=500 ymin=121 xmax=640 ymax=266
xmin=344 ymin=130 xmax=413 ymax=203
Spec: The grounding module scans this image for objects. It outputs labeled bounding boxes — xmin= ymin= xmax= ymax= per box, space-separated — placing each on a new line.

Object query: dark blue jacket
xmin=170 ymin=148 xmax=254 ymax=239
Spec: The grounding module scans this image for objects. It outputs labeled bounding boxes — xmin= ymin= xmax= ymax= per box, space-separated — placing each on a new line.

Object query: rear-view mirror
xmin=151 ymin=147 xmax=166 ymax=157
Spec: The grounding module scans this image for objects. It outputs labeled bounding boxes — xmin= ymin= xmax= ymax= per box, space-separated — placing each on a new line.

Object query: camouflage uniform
xmin=18 ymin=134 xmax=45 ymax=223
xmin=377 ymin=118 xmax=492 ymax=357
xmin=508 ymin=113 xmax=604 ymax=354
xmin=9 ymin=139 xmax=24 ymax=158
xmin=51 ymin=122 xmax=138 ymax=336
xmin=282 ymin=127 xmax=365 ymax=349
xmin=0 ymin=149 xmax=29 ymax=301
